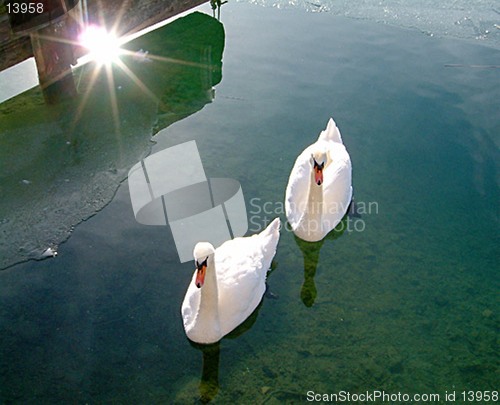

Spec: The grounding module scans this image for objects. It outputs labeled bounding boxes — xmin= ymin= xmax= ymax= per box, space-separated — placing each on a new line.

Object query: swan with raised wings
xmin=285 ymin=118 xmax=352 ymax=242
xmin=181 ymin=218 xmax=281 ymax=344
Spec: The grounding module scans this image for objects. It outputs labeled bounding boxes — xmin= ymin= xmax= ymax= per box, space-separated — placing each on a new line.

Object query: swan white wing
xmin=322 ymin=142 xmax=352 ymax=228
xmin=215 ymin=219 xmax=280 ymax=335
xmin=285 ymin=143 xmax=317 ymax=229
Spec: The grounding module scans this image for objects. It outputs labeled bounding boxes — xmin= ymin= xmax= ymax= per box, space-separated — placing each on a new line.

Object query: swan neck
xmin=307 ymin=171 xmax=323 ymax=210
xmin=299 ymin=169 xmax=323 ymax=238
xmin=197 ymin=255 xmax=219 ymax=323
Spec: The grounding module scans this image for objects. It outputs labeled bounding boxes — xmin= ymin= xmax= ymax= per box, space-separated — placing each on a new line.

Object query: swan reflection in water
xmin=190 ymin=341 xmax=220 ymax=403
xmin=188 ymin=298 xmax=267 ymax=403
xmin=293 ymin=202 xmax=360 ymax=307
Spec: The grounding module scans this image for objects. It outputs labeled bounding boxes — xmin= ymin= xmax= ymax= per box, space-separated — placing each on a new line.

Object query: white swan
xmin=285 ymin=118 xmax=352 ymax=242
xmin=181 ymin=218 xmax=281 ymax=344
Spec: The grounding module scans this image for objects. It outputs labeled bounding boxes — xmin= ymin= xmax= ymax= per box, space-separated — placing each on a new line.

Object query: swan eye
xmin=312 ymin=158 xmax=325 ymax=170
xmin=196 ymin=257 xmax=208 ymax=270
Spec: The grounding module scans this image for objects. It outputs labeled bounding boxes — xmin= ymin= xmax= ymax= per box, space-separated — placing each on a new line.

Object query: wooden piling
xmin=30 ymin=16 xmax=78 ymax=104
xmin=1 ymin=0 xmax=209 ymax=104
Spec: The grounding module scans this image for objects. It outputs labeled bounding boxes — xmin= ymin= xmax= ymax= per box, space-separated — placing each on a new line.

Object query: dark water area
xmin=0 ymin=2 xmax=498 ymax=403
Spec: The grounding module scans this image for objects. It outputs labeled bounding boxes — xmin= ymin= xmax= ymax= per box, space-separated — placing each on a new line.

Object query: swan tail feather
xmin=260 ymin=217 xmax=281 ymax=270
xmin=262 ymin=217 xmax=281 ymax=238
xmin=319 ymin=117 xmax=343 ymax=144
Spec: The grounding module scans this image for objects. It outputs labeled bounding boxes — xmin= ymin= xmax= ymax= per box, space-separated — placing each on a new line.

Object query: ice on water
xmin=242 ymin=0 xmax=500 ymax=49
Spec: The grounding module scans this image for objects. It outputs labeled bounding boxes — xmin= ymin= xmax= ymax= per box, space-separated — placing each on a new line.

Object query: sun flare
xmin=79 ymin=25 xmax=122 ymax=66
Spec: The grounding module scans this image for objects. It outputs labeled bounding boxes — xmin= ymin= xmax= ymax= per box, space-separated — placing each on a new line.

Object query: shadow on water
xmin=293 ymin=214 xmax=349 ymax=307
xmin=120 ymin=12 xmax=225 ymax=134
xmin=0 ymin=12 xmax=225 ymax=270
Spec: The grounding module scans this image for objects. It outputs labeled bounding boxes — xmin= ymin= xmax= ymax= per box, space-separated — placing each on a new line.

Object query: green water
xmin=0 ymin=2 xmax=498 ymax=403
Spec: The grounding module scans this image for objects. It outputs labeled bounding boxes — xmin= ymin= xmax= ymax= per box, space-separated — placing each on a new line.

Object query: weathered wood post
xmin=2 ymin=0 xmax=211 ymax=104
xmin=30 ymin=16 xmax=78 ymax=104
xmin=7 ymin=0 xmax=81 ymax=104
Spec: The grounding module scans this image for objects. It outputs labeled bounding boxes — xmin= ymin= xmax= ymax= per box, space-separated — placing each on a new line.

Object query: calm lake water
xmin=0 ymin=2 xmax=498 ymax=403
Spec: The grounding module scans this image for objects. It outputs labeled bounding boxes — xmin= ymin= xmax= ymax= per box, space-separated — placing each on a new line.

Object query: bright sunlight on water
xmin=0 ymin=1 xmax=498 ymax=403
